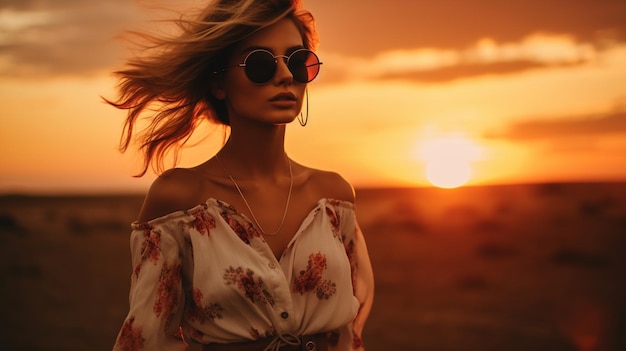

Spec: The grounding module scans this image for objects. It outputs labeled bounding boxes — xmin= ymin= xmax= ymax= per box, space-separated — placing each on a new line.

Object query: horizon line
xmin=1 ymin=179 xmax=625 ymax=197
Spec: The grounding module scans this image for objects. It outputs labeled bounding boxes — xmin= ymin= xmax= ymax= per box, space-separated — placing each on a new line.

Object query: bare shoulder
xmin=137 ymin=168 xmax=206 ymax=222
xmin=305 ymin=167 xmax=355 ymax=203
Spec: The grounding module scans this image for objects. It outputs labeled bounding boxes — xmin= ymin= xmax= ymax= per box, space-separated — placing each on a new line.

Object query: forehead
xmin=234 ymin=18 xmax=304 ymax=54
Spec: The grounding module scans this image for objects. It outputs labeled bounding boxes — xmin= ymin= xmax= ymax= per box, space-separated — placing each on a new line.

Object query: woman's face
xmin=219 ymin=18 xmax=308 ymax=127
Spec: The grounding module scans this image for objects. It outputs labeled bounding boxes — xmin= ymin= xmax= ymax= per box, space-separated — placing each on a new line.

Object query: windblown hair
xmin=106 ymin=0 xmax=318 ymax=176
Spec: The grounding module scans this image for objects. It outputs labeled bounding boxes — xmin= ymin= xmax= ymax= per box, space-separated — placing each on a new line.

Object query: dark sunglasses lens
xmin=289 ymin=50 xmax=320 ymax=83
xmin=245 ymin=51 xmax=276 ymax=83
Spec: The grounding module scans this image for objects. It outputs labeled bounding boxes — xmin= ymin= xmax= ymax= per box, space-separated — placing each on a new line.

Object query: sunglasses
xmin=225 ymin=48 xmax=322 ymax=84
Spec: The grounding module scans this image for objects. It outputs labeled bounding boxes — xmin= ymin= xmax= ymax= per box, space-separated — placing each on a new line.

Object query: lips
xmin=269 ymin=92 xmax=297 ymax=102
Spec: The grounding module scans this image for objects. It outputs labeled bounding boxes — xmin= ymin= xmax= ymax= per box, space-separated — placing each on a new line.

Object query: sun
xmin=425 ymin=160 xmax=472 ymax=188
xmin=416 ymin=134 xmax=482 ymax=188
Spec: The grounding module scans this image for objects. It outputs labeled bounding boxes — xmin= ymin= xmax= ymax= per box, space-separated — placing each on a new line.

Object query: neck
xmin=217 ymin=124 xmax=289 ymax=178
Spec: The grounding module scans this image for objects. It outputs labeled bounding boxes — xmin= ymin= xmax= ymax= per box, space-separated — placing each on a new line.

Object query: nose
xmin=273 ymin=55 xmax=293 ymax=85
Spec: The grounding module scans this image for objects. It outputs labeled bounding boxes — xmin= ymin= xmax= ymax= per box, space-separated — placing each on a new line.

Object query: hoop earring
xmin=298 ymin=89 xmax=309 ymax=126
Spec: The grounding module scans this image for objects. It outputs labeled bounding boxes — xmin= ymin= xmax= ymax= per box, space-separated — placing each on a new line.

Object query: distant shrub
xmin=0 ymin=213 xmax=27 ymax=236
xmin=456 ymin=274 xmax=489 ymax=291
xmin=551 ymin=248 xmax=609 ymax=269
xmin=473 ymin=218 xmax=504 ymax=234
xmin=67 ymin=216 xmax=89 ymax=235
xmin=579 ymin=197 xmax=615 ymax=217
xmin=476 ymin=243 xmax=519 ymax=260
xmin=66 ymin=216 xmax=127 ymax=236
xmin=533 ymin=183 xmax=566 ymax=196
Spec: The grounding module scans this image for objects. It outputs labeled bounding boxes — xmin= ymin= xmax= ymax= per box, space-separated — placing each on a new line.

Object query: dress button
xmin=268 ymin=262 xmax=277 ymax=269
xmin=280 ymin=312 xmax=289 ymax=319
xmin=305 ymin=340 xmax=316 ymax=351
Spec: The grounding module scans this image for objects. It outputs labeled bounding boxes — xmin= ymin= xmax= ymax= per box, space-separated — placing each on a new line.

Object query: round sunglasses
xmin=225 ymin=48 xmax=322 ymax=84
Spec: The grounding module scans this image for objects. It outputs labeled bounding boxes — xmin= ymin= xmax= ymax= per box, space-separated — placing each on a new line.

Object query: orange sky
xmin=1 ymin=0 xmax=626 ymax=193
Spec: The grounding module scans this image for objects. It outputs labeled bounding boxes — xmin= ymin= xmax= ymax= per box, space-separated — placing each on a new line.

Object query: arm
xmin=113 ymin=222 xmax=187 ymax=351
xmin=337 ymin=220 xmax=374 ymax=351
xmin=352 ymin=222 xmax=374 ymax=349
xmin=325 ymin=175 xmax=374 ymax=351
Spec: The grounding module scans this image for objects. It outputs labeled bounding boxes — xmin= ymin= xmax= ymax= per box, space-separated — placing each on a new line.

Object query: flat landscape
xmin=1 ymin=182 xmax=625 ymax=351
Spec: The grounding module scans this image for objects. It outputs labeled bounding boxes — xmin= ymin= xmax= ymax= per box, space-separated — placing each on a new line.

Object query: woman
xmin=109 ymin=0 xmax=374 ymax=350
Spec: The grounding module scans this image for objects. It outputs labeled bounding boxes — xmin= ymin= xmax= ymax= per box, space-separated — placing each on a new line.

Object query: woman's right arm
xmin=113 ymin=222 xmax=187 ymax=351
xmin=114 ymin=169 xmax=202 ymax=351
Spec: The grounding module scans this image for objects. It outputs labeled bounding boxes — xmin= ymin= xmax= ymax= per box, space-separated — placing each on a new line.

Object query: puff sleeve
xmin=331 ymin=209 xmax=375 ymax=351
xmin=113 ymin=222 xmax=187 ymax=351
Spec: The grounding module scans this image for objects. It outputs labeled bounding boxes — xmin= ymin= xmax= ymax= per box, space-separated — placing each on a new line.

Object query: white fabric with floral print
xmin=113 ymin=198 xmax=373 ymax=351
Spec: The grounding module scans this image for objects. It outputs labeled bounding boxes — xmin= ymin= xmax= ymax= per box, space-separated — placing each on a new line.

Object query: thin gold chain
xmin=214 ymin=154 xmax=293 ymax=236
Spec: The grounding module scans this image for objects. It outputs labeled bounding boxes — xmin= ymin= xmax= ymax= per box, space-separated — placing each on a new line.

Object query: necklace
xmin=214 ymin=154 xmax=293 ymax=236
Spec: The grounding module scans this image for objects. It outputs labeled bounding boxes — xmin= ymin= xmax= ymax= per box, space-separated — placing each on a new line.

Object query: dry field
xmin=1 ymin=182 xmax=625 ymax=351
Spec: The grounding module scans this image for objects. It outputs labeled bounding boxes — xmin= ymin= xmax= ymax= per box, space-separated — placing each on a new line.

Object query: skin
xmin=137 ymin=18 xmax=354 ymax=259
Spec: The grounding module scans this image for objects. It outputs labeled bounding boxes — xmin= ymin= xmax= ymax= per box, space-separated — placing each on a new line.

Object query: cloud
xmin=309 ymin=0 xmax=626 ymax=57
xmin=485 ymin=109 xmax=626 ymax=141
xmin=378 ymin=60 xmax=582 ymax=83
xmin=319 ymin=33 xmax=599 ymax=83
xmin=0 ymin=1 xmax=147 ymax=77
xmin=2 ymin=0 xmax=624 ymax=79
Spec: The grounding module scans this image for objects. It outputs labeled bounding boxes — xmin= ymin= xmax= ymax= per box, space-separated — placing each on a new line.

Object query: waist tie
xmin=202 ymin=332 xmax=328 ymax=351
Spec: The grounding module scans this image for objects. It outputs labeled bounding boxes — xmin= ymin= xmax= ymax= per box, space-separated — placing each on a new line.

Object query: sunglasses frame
xmin=227 ymin=48 xmax=322 ymax=84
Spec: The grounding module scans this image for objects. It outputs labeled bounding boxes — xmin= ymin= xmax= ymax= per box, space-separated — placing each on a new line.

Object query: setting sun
xmin=425 ymin=160 xmax=472 ymax=188
xmin=417 ymin=134 xmax=483 ymax=188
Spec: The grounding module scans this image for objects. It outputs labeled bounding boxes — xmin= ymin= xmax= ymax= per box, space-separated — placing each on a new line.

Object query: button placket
xmin=262 ymin=255 xmax=294 ymax=328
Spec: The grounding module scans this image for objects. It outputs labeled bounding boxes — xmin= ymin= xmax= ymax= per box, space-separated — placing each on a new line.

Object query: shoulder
xmin=302 ymin=167 xmax=355 ymax=203
xmin=137 ymin=168 xmax=206 ymax=222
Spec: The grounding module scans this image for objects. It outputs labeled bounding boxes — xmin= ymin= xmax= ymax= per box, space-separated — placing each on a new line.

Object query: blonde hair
xmin=106 ymin=0 xmax=318 ymax=176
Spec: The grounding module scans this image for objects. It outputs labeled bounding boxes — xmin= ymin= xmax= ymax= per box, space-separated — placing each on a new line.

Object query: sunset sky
xmin=1 ymin=0 xmax=626 ymax=193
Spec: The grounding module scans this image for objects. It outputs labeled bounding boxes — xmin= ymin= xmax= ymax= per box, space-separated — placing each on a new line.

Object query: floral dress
xmin=113 ymin=198 xmax=374 ymax=351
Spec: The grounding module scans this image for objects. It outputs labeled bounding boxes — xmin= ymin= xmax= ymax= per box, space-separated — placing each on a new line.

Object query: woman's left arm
xmin=348 ymin=221 xmax=374 ymax=349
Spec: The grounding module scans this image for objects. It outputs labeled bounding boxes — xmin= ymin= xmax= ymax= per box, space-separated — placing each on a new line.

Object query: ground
xmin=0 ymin=182 xmax=624 ymax=351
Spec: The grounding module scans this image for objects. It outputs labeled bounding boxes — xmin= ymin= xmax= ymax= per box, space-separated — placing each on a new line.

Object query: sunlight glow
xmin=425 ymin=160 xmax=472 ymax=188
xmin=416 ymin=134 xmax=483 ymax=188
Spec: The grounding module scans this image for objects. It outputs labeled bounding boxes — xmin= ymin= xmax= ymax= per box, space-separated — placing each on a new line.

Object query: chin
xmin=241 ymin=110 xmax=299 ymax=126
xmin=273 ymin=118 xmax=298 ymax=126
xmin=268 ymin=112 xmax=299 ymax=125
